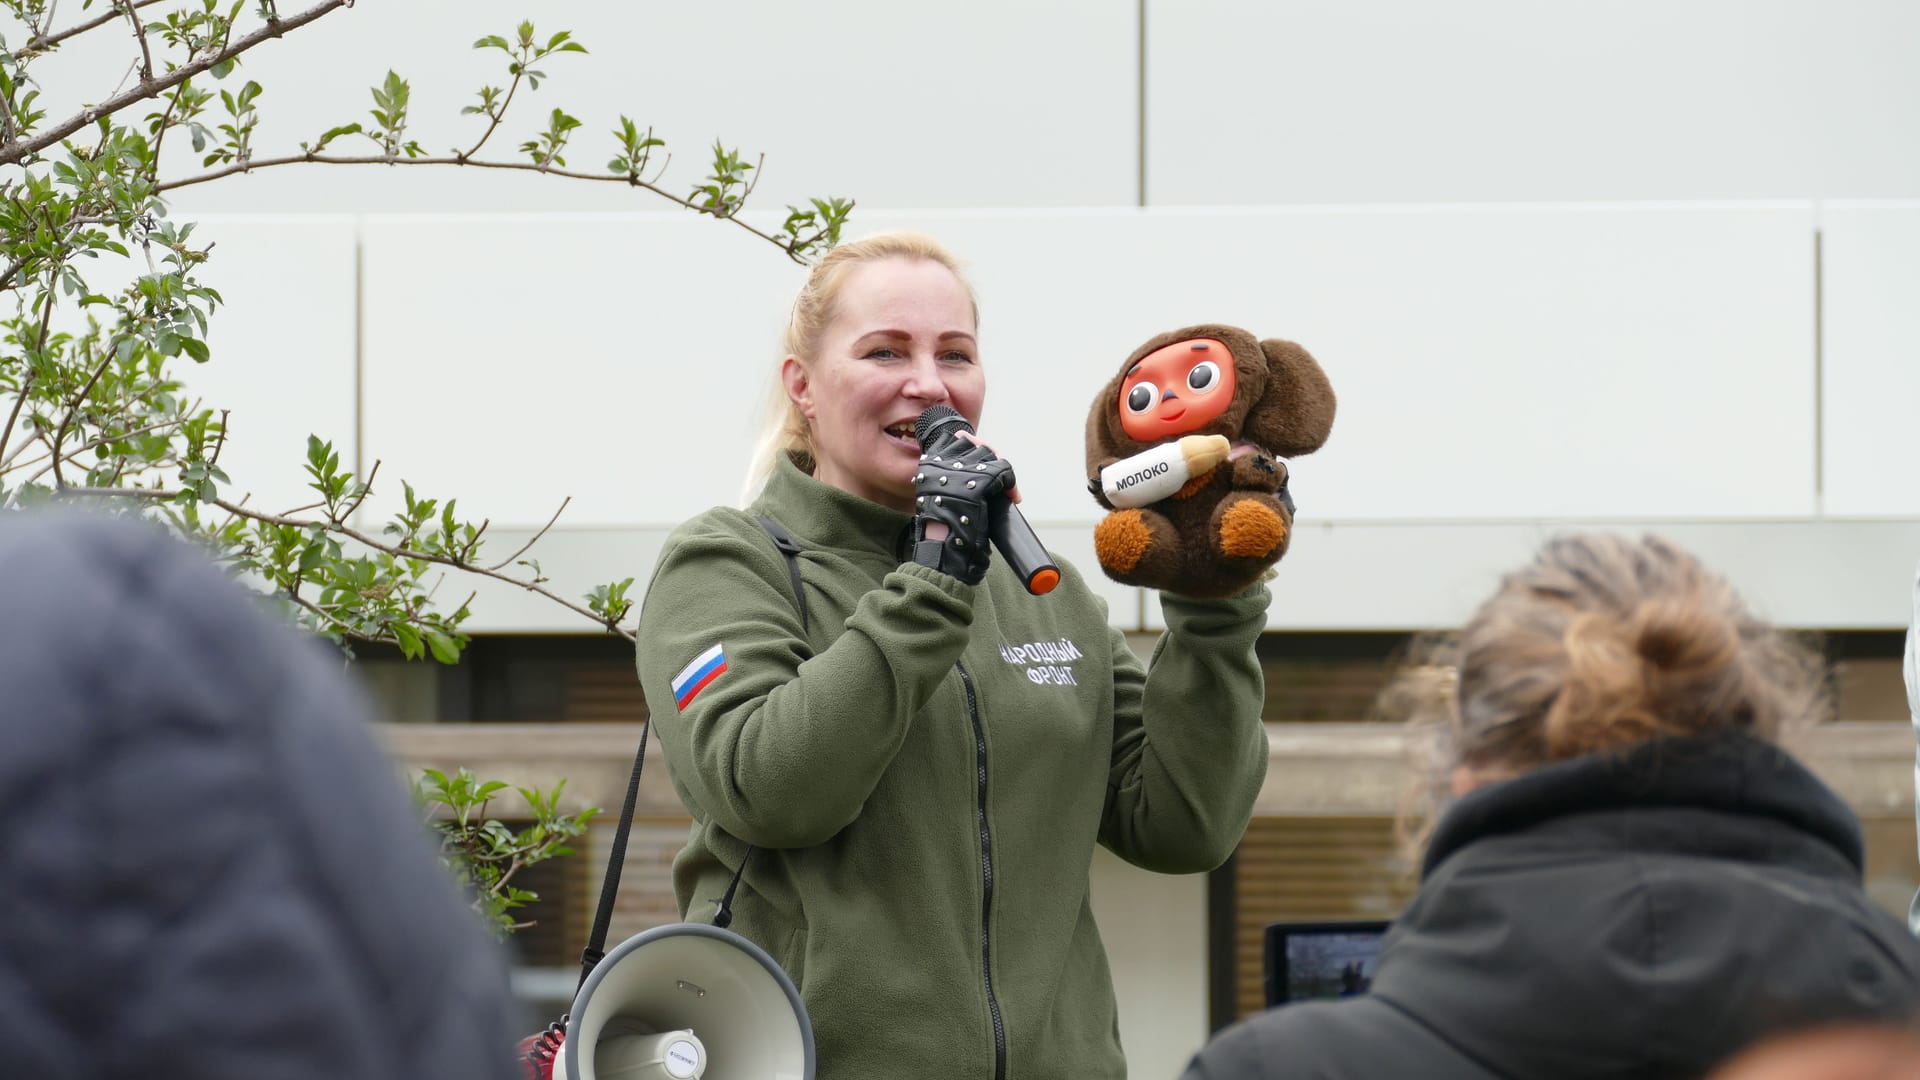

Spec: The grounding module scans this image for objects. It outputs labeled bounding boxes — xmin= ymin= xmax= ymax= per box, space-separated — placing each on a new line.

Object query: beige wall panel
xmin=1149 ymin=520 xmax=1920 ymax=632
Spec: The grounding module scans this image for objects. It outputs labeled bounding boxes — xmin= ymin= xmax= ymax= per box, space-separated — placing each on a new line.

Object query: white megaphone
xmin=562 ymin=922 xmax=814 ymax=1080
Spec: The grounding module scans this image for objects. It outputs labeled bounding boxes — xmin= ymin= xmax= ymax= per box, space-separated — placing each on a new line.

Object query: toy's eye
xmin=1187 ymin=361 xmax=1221 ymax=393
xmin=1125 ymin=383 xmax=1157 ymax=414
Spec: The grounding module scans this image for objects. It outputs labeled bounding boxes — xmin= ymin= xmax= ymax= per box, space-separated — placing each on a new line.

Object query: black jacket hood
xmin=1185 ymin=734 xmax=1920 ymax=1080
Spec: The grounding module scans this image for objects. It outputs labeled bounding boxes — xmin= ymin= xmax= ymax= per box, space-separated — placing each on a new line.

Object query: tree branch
xmin=50 ymin=347 xmax=116 ymax=488
xmin=0 ymin=267 xmax=60 ymax=470
xmin=65 ymin=485 xmax=637 ymax=641
xmin=155 ymin=151 xmax=819 ymax=262
xmin=0 ymin=0 xmax=348 ymax=167
xmin=0 ymin=373 xmax=35 ymax=471
xmin=15 ymin=0 xmax=169 ymax=61
xmin=0 ymin=221 xmax=99 ymax=293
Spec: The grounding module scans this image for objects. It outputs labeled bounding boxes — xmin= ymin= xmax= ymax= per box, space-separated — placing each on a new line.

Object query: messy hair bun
xmin=1392 ymin=534 xmax=1827 ymax=855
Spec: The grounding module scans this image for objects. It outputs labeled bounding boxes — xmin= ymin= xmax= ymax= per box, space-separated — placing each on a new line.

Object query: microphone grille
xmin=914 ymin=404 xmax=965 ymax=446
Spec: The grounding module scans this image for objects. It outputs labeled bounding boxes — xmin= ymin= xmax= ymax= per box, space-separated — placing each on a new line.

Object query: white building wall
xmin=93 ymin=4 xmax=1920 ymax=1074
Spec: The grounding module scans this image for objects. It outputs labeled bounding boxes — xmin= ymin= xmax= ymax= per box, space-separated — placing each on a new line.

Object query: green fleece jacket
xmin=635 ymin=452 xmax=1270 ymax=1080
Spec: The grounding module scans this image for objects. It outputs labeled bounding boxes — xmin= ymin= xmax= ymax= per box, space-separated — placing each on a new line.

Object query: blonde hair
xmin=740 ymin=231 xmax=979 ymax=502
xmin=1392 ymin=533 xmax=1828 ymax=857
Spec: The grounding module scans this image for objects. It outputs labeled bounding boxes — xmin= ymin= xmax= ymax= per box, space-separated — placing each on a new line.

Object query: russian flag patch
xmin=671 ymin=643 xmax=727 ymax=710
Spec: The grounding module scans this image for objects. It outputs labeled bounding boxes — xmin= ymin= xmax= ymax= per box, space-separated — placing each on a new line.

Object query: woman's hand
xmin=908 ymin=435 xmax=1014 ymax=585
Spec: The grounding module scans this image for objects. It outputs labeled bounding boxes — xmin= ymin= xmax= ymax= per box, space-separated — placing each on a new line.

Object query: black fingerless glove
xmin=910 ymin=439 xmax=1014 ymax=586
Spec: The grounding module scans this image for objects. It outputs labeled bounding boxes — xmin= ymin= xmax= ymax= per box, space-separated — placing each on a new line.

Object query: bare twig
xmin=461 ymin=517 xmax=488 ymax=563
xmin=35 ymin=0 xmax=60 ymax=44
xmin=156 ymin=152 xmax=824 ymax=262
xmin=217 ymin=490 xmax=252 ymax=532
xmin=119 ymin=0 xmax=155 ymax=82
xmin=284 ymin=589 xmax=348 ymax=631
xmin=486 ymin=495 xmax=569 ymax=571
xmin=0 ymin=0 xmax=349 ymax=168
xmin=146 ymin=81 xmax=188 ymax=181
xmin=337 ymin=457 xmax=379 ymax=521
xmin=65 ymin=485 xmax=637 ymax=640
xmin=457 ymin=64 xmax=524 ymax=162
xmin=207 ymin=407 xmax=229 ymax=468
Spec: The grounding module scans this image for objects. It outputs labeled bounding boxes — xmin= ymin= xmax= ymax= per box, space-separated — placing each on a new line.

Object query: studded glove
xmin=909 ymin=438 xmax=1015 ymax=586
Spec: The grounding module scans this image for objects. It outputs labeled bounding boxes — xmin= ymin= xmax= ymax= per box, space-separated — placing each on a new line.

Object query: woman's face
xmin=783 ymin=258 xmax=983 ymax=512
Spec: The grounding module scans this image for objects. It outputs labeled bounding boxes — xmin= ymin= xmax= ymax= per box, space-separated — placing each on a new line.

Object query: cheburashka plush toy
xmin=1084 ymin=324 xmax=1336 ymax=600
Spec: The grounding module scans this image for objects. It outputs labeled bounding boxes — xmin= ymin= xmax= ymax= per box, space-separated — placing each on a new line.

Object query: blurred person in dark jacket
xmin=0 ymin=509 xmax=521 ymax=1080
xmin=1182 ymin=533 xmax=1920 ymax=1080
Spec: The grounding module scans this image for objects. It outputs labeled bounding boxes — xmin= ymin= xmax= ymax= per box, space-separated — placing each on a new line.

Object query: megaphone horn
xmin=563 ymin=922 xmax=814 ymax=1080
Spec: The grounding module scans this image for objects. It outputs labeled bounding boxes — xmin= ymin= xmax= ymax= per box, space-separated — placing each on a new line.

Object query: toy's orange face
xmin=1118 ymin=337 xmax=1237 ymax=442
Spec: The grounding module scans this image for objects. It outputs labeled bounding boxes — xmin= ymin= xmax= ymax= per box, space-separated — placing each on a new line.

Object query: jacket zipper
xmin=957 ymin=663 xmax=1007 ymax=1080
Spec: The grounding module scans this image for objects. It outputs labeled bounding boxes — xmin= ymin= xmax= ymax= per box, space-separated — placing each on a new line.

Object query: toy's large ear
xmin=1084 ymin=373 xmax=1127 ymax=474
xmin=1245 ymin=338 xmax=1336 ymax=456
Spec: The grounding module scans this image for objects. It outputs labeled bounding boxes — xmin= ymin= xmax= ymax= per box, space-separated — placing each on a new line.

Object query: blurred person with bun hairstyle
xmin=1182 ymin=533 xmax=1920 ymax=1080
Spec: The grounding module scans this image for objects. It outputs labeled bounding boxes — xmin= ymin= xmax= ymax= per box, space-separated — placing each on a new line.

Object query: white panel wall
xmin=358 ymin=213 xmax=803 ymax=527
xmin=134 ymin=217 xmax=359 ymax=513
xmin=884 ymin=205 xmax=1817 ymax=522
xmin=149 ymin=0 xmax=1138 ymax=216
xmin=1175 ymin=520 xmax=1920 ymax=632
xmin=1091 ymin=849 xmax=1209 ymax=1080
xmin=356 ymin=204 xmax=1826 ymax=633
xmin=1821 ymin=201 xmax=1920 ymax=518
xmin=1147 ymin=0 xmax=1920 ymax=205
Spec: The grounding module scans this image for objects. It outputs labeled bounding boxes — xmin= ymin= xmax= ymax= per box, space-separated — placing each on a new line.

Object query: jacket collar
xmin=1423 ymin=732 xmax=1864 ymax=879
xmin=753 ymin=450 xmax=915 ymax=562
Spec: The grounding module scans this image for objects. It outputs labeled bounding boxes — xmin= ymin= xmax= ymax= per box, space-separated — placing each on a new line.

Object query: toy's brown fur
xmin=1084 ymin=324 xmax=1335 ymax=599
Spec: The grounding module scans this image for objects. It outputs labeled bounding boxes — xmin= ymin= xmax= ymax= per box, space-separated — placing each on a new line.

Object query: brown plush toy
xmin=1084 ymin=324 xmax=1336 ymax=599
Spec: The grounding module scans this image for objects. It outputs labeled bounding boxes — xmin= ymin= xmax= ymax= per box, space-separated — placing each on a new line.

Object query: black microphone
xmin=915 ymin=405 xmax=1060 ymax=596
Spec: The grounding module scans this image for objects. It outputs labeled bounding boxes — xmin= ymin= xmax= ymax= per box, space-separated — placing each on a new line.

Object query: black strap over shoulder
xmin=756 ymin=513 xmax=811 ymax=634
xmin=578 ymin=514 xmax=810 ymax=984
xmin=710 ymin=515 xmax=812 ymax=927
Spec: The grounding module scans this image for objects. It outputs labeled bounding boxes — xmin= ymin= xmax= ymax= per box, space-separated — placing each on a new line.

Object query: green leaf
xmin=424 ymin=628 xmax=460 ymax=664
xmin=391 ymin=623 xmax=422 ymax=660
xmin=179 ymin=338 xmax=210 ymax=363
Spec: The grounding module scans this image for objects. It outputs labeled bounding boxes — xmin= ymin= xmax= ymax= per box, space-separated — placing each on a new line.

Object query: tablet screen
xmin=1263 ymin=920 xmax=1390 ymax=1007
